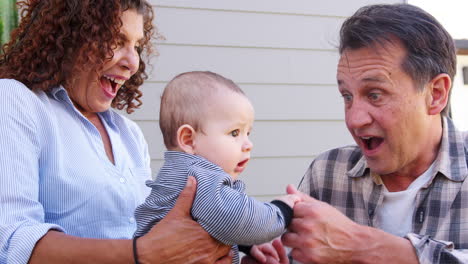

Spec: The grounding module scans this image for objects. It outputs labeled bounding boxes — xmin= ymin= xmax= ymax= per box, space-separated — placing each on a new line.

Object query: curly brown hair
xmin=0 ymin=0 xmax=156 ymax=113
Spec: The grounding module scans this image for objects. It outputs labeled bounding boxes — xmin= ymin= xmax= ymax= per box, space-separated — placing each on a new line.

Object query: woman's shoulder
xmin=0 ymin=79 xmax=53 ymax=137
xmin=1 ymin=78 xmax=31 ymax=90
xmin=0 ymin=79 xmax=45 ymax=102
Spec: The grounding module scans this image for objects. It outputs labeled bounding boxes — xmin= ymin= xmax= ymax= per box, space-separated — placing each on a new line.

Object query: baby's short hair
xmin=160 ymin=71 xmax=245 ymax=150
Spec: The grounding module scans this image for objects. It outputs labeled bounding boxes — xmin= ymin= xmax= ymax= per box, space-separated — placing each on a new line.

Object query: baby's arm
xmin=190 ymin=166 xmax=297 ymax=246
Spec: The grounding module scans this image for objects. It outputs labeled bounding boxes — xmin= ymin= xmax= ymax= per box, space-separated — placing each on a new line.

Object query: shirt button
xmin=119 ymin=177 xmax=126 ymax=183
xmin=129 ymin=217 xmax=135 ymax=223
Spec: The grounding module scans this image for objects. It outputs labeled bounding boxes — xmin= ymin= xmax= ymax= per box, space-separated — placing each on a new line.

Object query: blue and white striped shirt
xmin=134 ymin=151 xmax=290 ymax=263
xmin=0 ymin=79 xmax=151 ymax=264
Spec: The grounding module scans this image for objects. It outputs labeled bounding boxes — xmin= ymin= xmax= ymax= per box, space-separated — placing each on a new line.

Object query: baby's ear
xmin=177 ymin=124 xmax=196 ymax=154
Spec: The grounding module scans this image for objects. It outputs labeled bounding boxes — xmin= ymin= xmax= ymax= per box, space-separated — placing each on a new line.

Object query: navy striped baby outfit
xmin=134 ymin=151 xmax=292 ymax=263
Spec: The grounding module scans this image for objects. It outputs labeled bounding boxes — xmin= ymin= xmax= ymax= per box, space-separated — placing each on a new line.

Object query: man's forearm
xmin=29 ymin=231 xmax=134 ymax=264
xmin=349 ymin=226 xmax=418 ymax=264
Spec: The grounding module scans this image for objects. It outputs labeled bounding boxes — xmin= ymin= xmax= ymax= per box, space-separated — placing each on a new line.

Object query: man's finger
xmin=289 ymin=248 xmax=306 ymax=264
xmin=167 ymin=176 xmax=197 ymax=218
xmin=281 ymin=231 xmax=301 ymax=248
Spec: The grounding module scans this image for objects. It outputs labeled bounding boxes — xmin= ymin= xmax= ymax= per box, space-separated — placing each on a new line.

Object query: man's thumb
xmin=170 ymin=176 xmax=197 ymax=217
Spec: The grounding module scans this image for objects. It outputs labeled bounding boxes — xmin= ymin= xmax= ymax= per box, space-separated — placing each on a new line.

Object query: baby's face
xmin=192 ymin=91 xmax=254 ymax=179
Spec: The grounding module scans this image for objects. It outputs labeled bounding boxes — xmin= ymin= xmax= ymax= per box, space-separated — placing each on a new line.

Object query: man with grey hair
xmin=280 ymin=4 xmax=468 ymax=264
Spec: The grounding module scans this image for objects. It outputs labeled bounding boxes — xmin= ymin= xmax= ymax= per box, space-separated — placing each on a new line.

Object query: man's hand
xmin=282 ymin=185 xmax=418 ymax=264
xmin=137 ymin=176 xmax=232 ymax=264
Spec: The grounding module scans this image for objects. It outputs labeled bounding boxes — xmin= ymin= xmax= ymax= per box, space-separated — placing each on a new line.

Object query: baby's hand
xmin=274 ymin=185 xmax=302 ymax=208
xmin=247 ymin=238 xmax=289 ymax=264
xmin=250 ymin=242 xmax=279 ymax=263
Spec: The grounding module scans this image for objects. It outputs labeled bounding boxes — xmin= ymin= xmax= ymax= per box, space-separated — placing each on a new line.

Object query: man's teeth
xmin=361 ymin=136 xmax=372 ymax=140
xmin=103 ymin=75 xmax=125 ymax=85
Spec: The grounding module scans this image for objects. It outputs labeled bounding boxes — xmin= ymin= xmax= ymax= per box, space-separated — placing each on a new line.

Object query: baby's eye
xmin=230 ymin=130 xmax=239 ymax=137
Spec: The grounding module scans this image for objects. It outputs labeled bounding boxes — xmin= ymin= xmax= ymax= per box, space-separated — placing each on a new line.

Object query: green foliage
xmin=0 ymin=0 xmax=18 ymax=46
xmin=0 ymin=19 xmax=4 ymax=45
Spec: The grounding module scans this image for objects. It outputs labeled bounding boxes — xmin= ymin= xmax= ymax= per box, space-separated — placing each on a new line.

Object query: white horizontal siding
xmin=451 ymin=55 xmax=468 ymax=131
xmin=150 ymin=45 xmax=339 ymax=84
xmin=154 ymin=7 xmax=343 ymax=50
xmin=129 ymin=82 xmax=344 ymax=121
xmin=150 ymin=0 xmax=403 ymax=17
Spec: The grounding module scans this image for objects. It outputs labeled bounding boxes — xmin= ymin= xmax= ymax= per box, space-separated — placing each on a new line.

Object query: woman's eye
xmin=230 ymin=130 xmax=239 ymax=137
xmin=117 ymin=39 xmax=125 ymax=47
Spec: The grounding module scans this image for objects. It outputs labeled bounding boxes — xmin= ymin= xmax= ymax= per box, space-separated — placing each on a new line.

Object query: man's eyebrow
xmin=337 ymin=75 xmax=389 ymax=86
xmin=362 ymin=76 xmax=387 ymax=82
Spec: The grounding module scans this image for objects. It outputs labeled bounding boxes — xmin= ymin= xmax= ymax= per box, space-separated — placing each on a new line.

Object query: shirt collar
xmin=346 ymin=116 xmax=467 ymax=183
xmin=49 ymin=85 xmax=69 ymax=101
xmin=48 ymin=86 xmax=117 ymax=129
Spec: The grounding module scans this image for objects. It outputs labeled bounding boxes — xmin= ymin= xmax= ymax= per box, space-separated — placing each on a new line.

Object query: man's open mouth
xmin=361 ymin=136 xmax=384 ymax=151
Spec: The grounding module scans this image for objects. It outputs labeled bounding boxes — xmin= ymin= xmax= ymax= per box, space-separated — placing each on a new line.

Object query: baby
xmin=134 ymin=71 xmax=298 ymax=263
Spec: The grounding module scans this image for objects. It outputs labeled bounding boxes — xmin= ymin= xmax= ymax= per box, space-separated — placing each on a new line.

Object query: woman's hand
xmin=137 ymin=176 xmax=232 ymax=264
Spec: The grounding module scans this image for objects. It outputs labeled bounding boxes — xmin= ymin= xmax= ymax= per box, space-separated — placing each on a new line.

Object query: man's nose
xmin=345 ymin=101 xmax=372 ymax=130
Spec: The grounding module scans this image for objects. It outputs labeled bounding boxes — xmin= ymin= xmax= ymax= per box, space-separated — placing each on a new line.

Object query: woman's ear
xmin=177 ymin=124 xmax=196 ymax=154
xmin=427 ymin=73 xmax=451 ymax=115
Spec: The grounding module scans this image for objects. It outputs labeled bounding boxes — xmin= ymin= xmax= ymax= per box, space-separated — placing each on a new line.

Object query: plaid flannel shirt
xmin=298 ymin=117 xmax=468 ymax=263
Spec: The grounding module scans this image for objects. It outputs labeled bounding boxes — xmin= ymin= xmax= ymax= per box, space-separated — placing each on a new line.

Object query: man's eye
xmin=341 ymin=94 xmax=352 ymax=102
xmin=230 ymin=130 xmax=239 ymax=137
xmin=369 ymin=93 xmax=381 ymax=101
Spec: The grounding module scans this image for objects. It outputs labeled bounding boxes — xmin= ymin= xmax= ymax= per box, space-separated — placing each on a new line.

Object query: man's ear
xmin=427 ymin=73 xmax=451 ymax=115
xmin=177 ymin=124 xmax=196 ymax=154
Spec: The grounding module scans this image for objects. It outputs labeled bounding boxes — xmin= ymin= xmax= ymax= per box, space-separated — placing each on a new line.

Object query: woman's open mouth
xmin=100 ymin=75 xmax=125 ymax=98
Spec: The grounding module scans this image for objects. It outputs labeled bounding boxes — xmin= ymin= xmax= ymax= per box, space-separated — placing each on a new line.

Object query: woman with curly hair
xmin=0 ymin=0 xmax=231 ymax=263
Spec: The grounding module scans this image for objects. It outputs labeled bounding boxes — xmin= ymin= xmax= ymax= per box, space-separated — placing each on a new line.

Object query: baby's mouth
xmin=237 ymin=159 xmax=249 ymax=167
